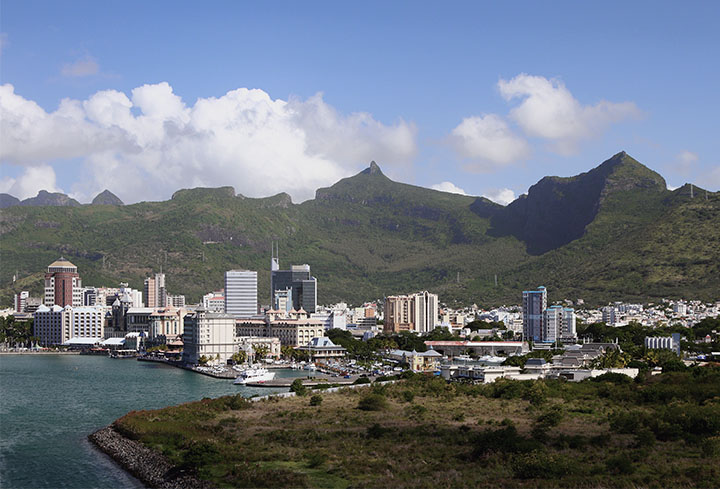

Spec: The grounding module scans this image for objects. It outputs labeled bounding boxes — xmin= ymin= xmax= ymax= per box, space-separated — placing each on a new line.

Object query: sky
xmin=1 ymin=1 xmax=719 ymax=205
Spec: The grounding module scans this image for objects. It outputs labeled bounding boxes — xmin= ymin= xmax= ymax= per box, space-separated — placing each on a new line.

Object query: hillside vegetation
xmin=112 ymin=368 xmax=720 ymax=488
xmin=1 ymin=152 xmax=718 ymax=306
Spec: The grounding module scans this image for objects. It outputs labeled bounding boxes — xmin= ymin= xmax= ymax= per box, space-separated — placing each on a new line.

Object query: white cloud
xmin=431 ymin=181 xmax=467 ymax=195
xmin=0 ymin=164 xmax=61 ymax=200
xmin=674 ymin=150 xmax=698 ymax=175
xmin=0 ymin=83 xmax=417 ymax=203
xmin=449 ymin=114 xmax=530 ymax=171
xmin=61 ymin=56 xmax=100 ymax=77
xmin=498 ymin=74 xmax=641 ymax=154
xmin=482 ymin=187 xmax=516 ymax=206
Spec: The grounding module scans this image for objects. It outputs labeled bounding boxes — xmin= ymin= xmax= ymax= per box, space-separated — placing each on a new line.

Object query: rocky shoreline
xmin=88 ymin=426 xmax=213 ymax=489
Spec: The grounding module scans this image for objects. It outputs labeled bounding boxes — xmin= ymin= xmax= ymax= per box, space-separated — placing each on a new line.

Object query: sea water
xmin=0 ymin=355 xmax=306 ymax=488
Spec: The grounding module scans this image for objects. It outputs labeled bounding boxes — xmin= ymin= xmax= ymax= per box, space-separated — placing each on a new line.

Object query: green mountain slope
xmin=0 ymin=153 xmax=717 ymax=307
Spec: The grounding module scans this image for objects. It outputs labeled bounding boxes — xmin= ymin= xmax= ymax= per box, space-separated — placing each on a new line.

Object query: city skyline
xmin=1 ymin=1 xmax=719 ymax=205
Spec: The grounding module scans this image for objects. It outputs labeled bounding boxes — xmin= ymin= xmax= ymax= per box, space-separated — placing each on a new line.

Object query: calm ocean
xmin=0 ymin=355 xmax=302 ymax=488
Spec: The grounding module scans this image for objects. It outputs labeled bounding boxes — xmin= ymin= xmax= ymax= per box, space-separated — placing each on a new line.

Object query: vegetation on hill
xmin=1 ymin=152 xmax=718 ymax=307
xmin=112 ymin=367 xmax=720 ymax=488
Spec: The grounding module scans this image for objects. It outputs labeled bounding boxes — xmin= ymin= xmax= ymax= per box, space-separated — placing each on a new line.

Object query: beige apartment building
xmin=384 ymin=291 xmax=438 ymax=334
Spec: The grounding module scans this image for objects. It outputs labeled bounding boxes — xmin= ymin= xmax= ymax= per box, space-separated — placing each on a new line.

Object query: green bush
xmin=511 ymin=450 xmax=571 ymax=479
xmin=358 ymin=393 xmax=388 ymax=411
xmin=353 ymin=376 xmax=371 ymax=385
xmin=401 ymin=390 xmax=415 ymax=403
xmin=535 ymin=407 xmax=563 ymax=428
xmin=290 ymin=378 xmax=307 ymax=396
xmin=605 ymin=453 xmax=635 ymax=475
xmin=309 ymin=394 xmax=323 ymax=406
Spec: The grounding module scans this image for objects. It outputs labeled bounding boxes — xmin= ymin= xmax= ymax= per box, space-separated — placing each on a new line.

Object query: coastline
xmin=88 ymin=426 xmax=212 ymax=489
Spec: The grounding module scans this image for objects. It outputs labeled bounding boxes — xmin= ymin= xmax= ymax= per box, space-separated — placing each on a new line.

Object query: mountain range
xmin=1 ymin=152 xmax=717 ymax=307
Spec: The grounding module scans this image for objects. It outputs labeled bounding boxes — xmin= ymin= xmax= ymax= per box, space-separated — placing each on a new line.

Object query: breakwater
xmin=89 ymin=427 xmax=211 ymax=489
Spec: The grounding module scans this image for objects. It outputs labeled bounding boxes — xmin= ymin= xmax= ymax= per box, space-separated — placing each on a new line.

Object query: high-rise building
xmin=542 ymin=305 xmax=563 ymax=343
xmin=225 ymin=270 xmax=258 ymax=318
xmin=14 ymin=291 xmax=29 ymax=312
xmin=562 ymin=308 xmax=577 ymax=341
xmin=384 ymin=291 xmax=438 ymax=334
xmin=522 ymin=286 xmax=547 ymax=342
xmin=271 ymin=262 xmax=317 ymax=314
xmin=144 ymin=273 xmax=166 ymax=308
xmin=44 ymin=257 xmax=83 ymax=307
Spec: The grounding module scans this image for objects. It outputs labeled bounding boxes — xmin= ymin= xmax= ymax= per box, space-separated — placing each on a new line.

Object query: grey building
xmin=522 ymin=286 xmax=547 ymax=342
xmin=224 ymin=270 xmax=258 ymax=318
xmin=271 ymin=264 xmax=317 ymax=313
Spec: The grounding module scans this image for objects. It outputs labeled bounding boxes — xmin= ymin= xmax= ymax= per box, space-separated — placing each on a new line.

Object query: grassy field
xmin=114 ymin=367 xmax=720 ymax=488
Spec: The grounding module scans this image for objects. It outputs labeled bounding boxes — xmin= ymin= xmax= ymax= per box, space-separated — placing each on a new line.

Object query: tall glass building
xmin=522 ymin=286 xmax=547 ymax=342
xmin=224 ymin=270 xmax=258 ymax=318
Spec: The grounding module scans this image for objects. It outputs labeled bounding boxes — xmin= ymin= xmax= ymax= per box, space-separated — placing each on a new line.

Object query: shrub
xmin=401 ymin=390 xmax=415 ymax=403
xmin=290 ymin=379 xmax=307 ymax=396
xmin=358 ymin=393 xmax=388 ymax=411
xmin=511 ymin=450 xmax=571 ymax=479
xmin=367 ymin=423 xmax=392 ymax=439
xmin=535 ymin=407 xmax=563 ymax=428
xmin=309 ymin=394 xmax=323 ymax=406
xmin=405 ymin=404 xmax=427 ymax=419
xmin=305 ymin=451 xmax=327 ymax=468
xmin=606 ymin=453 xmax=635 ymax=475
xmin=473 ymin=426 xmax=542 ymax=458
xmin=353 ymin=376 xmax=371 ymax=385
xmin=591 ymin=372 xmax=633 ymax=384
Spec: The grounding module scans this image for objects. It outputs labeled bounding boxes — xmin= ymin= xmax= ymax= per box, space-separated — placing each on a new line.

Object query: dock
xmin=245 ymin=373 xmax=375 ymax=388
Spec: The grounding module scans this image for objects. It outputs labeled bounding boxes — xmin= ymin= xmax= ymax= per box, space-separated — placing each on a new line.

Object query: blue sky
xmin=1 ymin=1 xmax=718 ymax=203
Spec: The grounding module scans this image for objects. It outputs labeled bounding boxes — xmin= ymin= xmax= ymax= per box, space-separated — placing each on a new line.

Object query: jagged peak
xmin=361 ymin=161 xmax=384 ymax=176
xmin=91 ymin=189 xmax=124 ymax=205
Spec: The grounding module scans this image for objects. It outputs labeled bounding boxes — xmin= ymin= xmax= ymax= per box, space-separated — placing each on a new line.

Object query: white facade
xmin=182 ymin=310 xmax=237 ymax=365
xmin=34 ymin=305 xmax=68 ymax=346
xmin=413 ymin=291 xmax=438 ymax=333
xmin=202 ymin=291 xmax=225 ymax=312
xmin=65 ymin=306 xmax=106 ymax=340
xmin=224 ymin=270 xmax=258 ymax=318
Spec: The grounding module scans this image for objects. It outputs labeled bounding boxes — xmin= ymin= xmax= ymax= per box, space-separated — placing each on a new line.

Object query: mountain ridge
xmin=0 ymin=153 xmax=717 ymax=307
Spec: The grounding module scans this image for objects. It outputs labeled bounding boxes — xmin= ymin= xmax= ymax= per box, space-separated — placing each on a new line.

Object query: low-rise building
xmin=182 ymin=309 xmax=236 ymax=365
xmin=296 ymin=337 xmax=347 ymax=361
xmin=235 ymin=309 xmax=324 ymax=347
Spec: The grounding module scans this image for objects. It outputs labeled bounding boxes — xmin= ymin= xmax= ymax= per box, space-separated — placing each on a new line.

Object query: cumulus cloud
xmin=498 ymin=74 xmax=641 ymax=154
xmin=0 ymin=83 xmax=417 ymax=203
xmin=61 ymin=56 xmax=100 ymax=77
xmin=482 ymin=188 xmax=516 ymax=206
xmin=0 ymin=164 xmax=61 ymax=200
xmin=431 ymin=181 xmax=467 ymax=195
xmin=449 ymin=114 xmax=530 ymax=171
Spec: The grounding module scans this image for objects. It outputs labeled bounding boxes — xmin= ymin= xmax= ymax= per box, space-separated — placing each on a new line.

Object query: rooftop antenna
xmin=271 ymin=240 xmax=279 ymax=271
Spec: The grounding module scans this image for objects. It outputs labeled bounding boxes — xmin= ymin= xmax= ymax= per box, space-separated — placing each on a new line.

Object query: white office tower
xmin=562 ymin=308 xmax=577 ymax=340
xmin=413 ymin=291 xmax=438 ymax=334
xmin=224 ymin=270 xmax=258 ymax=318
xmin=542 ymin=305 xmax=562 ymax=343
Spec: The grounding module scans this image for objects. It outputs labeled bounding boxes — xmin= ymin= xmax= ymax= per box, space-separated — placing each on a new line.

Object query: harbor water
xmin=0 ymin=355 xmax=309 ymax=488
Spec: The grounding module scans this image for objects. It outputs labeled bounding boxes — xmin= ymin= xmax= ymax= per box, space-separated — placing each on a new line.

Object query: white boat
xmin=303 ymin=363 xmax=317 ymax=371
xmin=233 ymin=367 xmax=276 ymax=385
